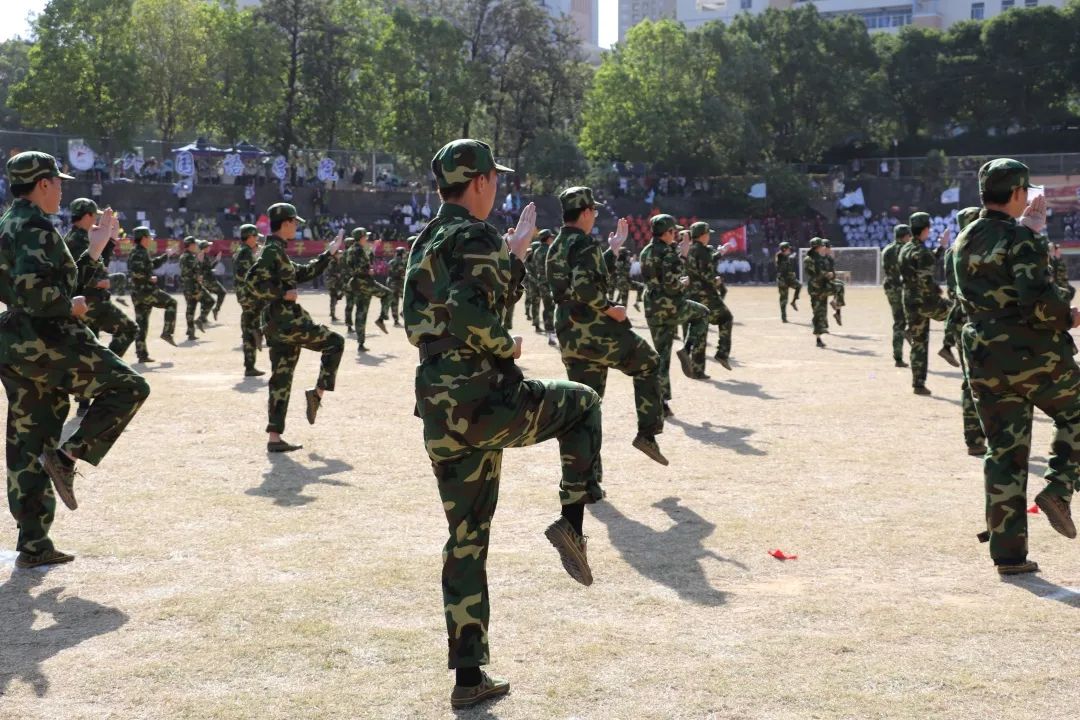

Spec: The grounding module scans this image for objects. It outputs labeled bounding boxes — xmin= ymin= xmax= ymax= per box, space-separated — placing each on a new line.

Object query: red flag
xmin=719 ymin=226 xmax=747 ymax=254
xmin=769 ymin=549 xmax=797 ymax=560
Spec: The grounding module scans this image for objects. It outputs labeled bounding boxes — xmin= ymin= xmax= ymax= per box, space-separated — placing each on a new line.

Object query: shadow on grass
xmin=666 ymin=417 xmax=766 ymax=456
xmin=700 ymin=377 xmax=776 ymax=401
xmin=1002 ymin=574 xmax=1080 ymax=608
xmin=133 ymin=361 xmax=175 ymax=373
xmin=590 ymin=497 xmax=746 ymax=607
xmin=232 ymin=376 xmax=267 ymax=394
xmin=829 ymin=347 xmax=879 ymax=357
xmin=247 ymin=452 xmax=353 ymax=507
xmin=0 ymin=570 xmax=128 ymax=697
xmin=355 ymin=351 xmax=397 ymax=367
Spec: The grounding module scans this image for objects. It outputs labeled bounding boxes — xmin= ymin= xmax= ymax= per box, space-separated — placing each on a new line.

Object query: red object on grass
xmin=769 ymin=549 xmax=797 ymax=560
xmin=1028 ymin=504 xmax=1039 ymax=514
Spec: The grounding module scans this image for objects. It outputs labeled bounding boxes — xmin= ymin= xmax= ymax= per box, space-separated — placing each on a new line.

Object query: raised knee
xmin=329 ymin=332 xmax=345 ymax=351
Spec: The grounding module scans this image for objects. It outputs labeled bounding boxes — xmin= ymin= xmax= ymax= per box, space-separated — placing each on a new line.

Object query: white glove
xmin=88 ymin=208 xmax=115 ymax=260
xmin=608 ymin=217 xmax=628 ymax=253
xmin=509 ymin=203 xmax=537 ymax=257
xmin=1020 ymin=195 xmax=1047 ymax=233
xmin=326 ymin=229 xmax=345 ymax=255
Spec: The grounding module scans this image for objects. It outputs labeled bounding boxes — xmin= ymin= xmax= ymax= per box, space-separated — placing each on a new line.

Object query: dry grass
xmin=2 ymin=286 xmax=1080 ymax=720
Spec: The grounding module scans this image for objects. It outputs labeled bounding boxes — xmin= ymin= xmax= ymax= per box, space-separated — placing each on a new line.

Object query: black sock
xmin=561 ymin=503 xmax=584 ymax=536
xmin=456 ymin=667 xmax=482 ymax=687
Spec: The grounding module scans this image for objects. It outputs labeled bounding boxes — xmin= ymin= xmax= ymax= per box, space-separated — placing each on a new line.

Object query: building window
xmin=970 ymin=1 xmax=984 ymax=18
xmin=1024 ymin=0 xmax=1037 ymax=6
xmin=1001 ymin=0 xmax=1014 ymax=7
xmin=740 ymin=0 xmax=751 ymax=8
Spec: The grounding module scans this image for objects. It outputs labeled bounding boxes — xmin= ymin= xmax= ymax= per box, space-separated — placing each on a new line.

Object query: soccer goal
xmin=798 ymin=246 xmax=882 ymax=285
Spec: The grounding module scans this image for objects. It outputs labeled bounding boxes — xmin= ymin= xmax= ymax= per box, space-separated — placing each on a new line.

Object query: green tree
xmin=521 ymin=128 xmax=588 ymax=193
xmin=10 ymin=0 xmax=140 ymax=149
xmin=0 ymin=39 xmax=31 ymax=129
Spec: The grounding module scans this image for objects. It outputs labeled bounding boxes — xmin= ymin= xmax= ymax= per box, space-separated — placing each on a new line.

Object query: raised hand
xmin=88 ymin=208 xmax=115 ymax=260
xmin=327 ymin=229 xmax=345 ymax=256
xmin=509 ymin=204 xmax=537 ymax=258
xmin=1020 ymin=195 xmax=1047 ymax=233
xmin=608 ymin=217 xmax=628 ymax=253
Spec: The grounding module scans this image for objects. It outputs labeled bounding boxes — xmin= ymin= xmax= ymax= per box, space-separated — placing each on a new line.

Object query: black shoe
xmin=196 ymin=319 xmax=206 ymax=332
xmin=894 ymin=359 xmax=908 ymax=368
xmin=16 ymin=549 xmax=75 ymax=569
xmin=1035 ymin=490 xmax=1077 ymax=539
xmin=662 ymin=402 xmax=674 ymax=418
xmin=716 ymin=356 xmax=732 ymax=371
xmin=267 ymin=440 xmax=302 ymax=453
xmin=346 ymin=327 xmax=354 ymax=334
xmin=213 ymin=309 xmax=220 ymax=321
xmin=675 ymin=347 xmax=694 ymax=377
xmin=304 ymin=388 xmax=321 ymax=425
xmin=187 ymin=334 xmax=197 ymax=342
xmin=450 ymin=670 xmax=510 ymax=709
xmin=245 ymin=368 xmax=266 ymax=377
xmin=357 ymin=344 xmax=369 ymax=352
xmin=544 ymin=517 xmax=593 ymax=586
xmin=938 ymin=346 xmax=960 ymax=368
xmin=967 ymin=445 xmax=986 ymax=457
xmin=39 ymin=449 xmax=77 ymax=510
xmin=375 ymin=318 xmax=388 ymax=334
xmin=913 ymin=385 xmax=931 ymax=396
xmin=136 ymin=356 xmax=154 ymax=364
xmin=393 ymin=321 xmax=401 ymax=327
xmin=693 ymin=372 xmax=711 ymax=380
xmin=996 ymin=560 xmax=1039 ymax=576
xmin=791 ymin=299 xmax=798 ymax=311
xmin=161 ymin=334 xmax=177 ymax=347
xmin=331 ymin=315 xmax=338 ymax=323
xmin=632 ymin=434 xmax=669 ymax=466
xmin=782 ymin=316 xmax=788 ymax=323
xmin=833 ymin=309 xmax=842 ymax=326
xmin=816 ymin=337 xmax=826 ymax=348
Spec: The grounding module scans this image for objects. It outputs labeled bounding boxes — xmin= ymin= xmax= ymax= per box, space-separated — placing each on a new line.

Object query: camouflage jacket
xmin=546 ymin=227 xmax=614 ymax=320
xmin=776 ymin=253 xmax=798 ymax=285
xmin=614 ymin=251 xmax=632 ymax=290
xmin=640 ymin=239 xmax=686 ymax=323
xmin=685 ymin=241 xmax=721 ymax=305
xmin=898 ymin=241 xmax=942 ymax=305
xmin=387 ymin=255 xmax=407 ymax=291
xmin=179 ymin=251 xmax=201 ymax=295
xmin=951 ymin=208 xmax=1072 ymax=373
xmin=523 ymin=244 xmax=538 ymax=288
xmin=530 ymin=241 xmax=551 ymax=294
xmin=403 ymin=202 xmax=524 ymax=358
xmin=128 ymin=244 xmax=169 ymax=296
xmin=881 ymin=241 xmax=903 ymax=293
xmin=345 ymin=244 xmax=380 ymax=295
xmin=244 ymin=235 xmax=332 ymax=332
xmin=65 ymin=226 xmax=112 ymax=300
xmin=200 ymin=254 xmax=220 ymax=284
xmin=803 ymin=250 xmax=828 ymax=292
xmin=1051 ymin=255 xmax=1070 ymax=294
xmin=233 ymin=243 xmax=259 ymax=305
xmin=324 ymin=254 xmax=344 ymax=292
xmin=0 ymin=198 xmax=103 ymax=364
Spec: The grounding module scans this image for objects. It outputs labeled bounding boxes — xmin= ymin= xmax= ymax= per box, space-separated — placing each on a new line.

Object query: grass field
xmin=2 ymin=286 xmax=1079 ymax=720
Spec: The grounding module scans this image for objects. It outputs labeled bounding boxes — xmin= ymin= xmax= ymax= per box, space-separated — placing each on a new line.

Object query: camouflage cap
xmin=350 ymin=227 xmax=369 ymax=241
xmin=957 ymin=206 xmax=981 ymax=230
xmin=558 ymin=186 xmax=604 ymax=213
xmin=536 ymin=229 xmax=554 ymax=242
xmin=779 ymin=241 xmax=792 ymax=250
xmin=431 ymin=139 xmax=513 ymax=190
xmin=197 ymin=239 xmax=211 ymax=249
xmin=909 ymin=212 xmax=931 ymax=234
xmin=6 ymin=151 xmax=74 ymax=185
xmin=395 ymin=246 xmax=405 ymax=254
xmin=267 ymin=203 xmax=305 ymax=225
xmin=69 ymin=198 xmax=99 ymax=218
xmin=979 ymin=158 xmax=1040 ymax=197
xmin=689 ymin=221 xmax=711 ymax=239
xmin=131 ymin=226 xmax=152 ymax=241
xmin=809 ymin=237 xmax=824 ymax=248
xmin=893 ymin=224 xmax=912 ymax=240
xmin=822 ymin=238 xmax=832 ymax=247
xmin=650 ymin=214 xmax=683 ymax=236
xmin=239 ymin=223 xmax=261 ymax=240
xmin=183 ymin=235 xmax=198 ymax=247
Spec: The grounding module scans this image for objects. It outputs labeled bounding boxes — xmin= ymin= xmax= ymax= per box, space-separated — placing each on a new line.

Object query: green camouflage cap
xmin=979 ymin=158 xmax=1040 ymax=197
xmin=431 ymin=139 xmax=513 ymax=190
xmin=536 ymin=229 xmax=554 ymax=242
xmin=779 ymin=241 xmax=792 ymax=250
xmin=6 ymin=151 xmax=74 ymax=185
xmin=650 ymin=214 xmax=683 ymax=236
xmin=239 ymin=223 xmax=261 ymax=240
xmin=893 ymin=224 xmax=912 ymax=240
xmin=957 ymin=206 xmax=981 ymax=230
xmin=395 ymin=246 xmax=405 ymax=254
xmin=69 ymin=198 xmax=99 ymax=218
xmin=267 ymin=203 xmax=305 ymax=225
xmin=909 ymin=212 xmax=931 ymax=234
xmin=183 ymin=235 xmax=198 ymax=247
xmin=689 ymin=221 xmax=711 ymax=239
xmin=822 ymin=238 xmax=832 ymax=247
xmin=809 ymin=237 xmax=824 ymax=248
xmin=131 ymin=226 xmax=152 ymax=241
xmin=350 ymin=227 xmax=369 ymax=241
xmin=197 ymin=239 xmax=210 ymax=249
xmin=558 ymin=186 xmax=604 ymax=213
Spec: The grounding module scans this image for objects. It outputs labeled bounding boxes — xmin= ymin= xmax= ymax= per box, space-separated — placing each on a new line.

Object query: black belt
xmin=418 ymin=336 xmax=468 ymax=363
xmin=967 ymin=308 xmax=1021 ymax=322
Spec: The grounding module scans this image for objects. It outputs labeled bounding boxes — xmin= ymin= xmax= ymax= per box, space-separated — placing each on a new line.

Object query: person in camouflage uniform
xmin=547 ymin=187 xmax=667 ymax=465
xmin=197 ymin=241 xmax=226 ymax=323
xmin=179 ymin=236 xmax=203 ymax=340
xmin=803 ymin=238 xmax=830 ymax=347
xmin=341 ymin=231 xmax=359 ymax=332
xmin=345 ymin=228 xmax=390 ymax=352
xmin=407 ymin=140 xmax=602 ymax=709
xmin=613 ymin=247 xmax=633 ymax=307
xmin=950 ymin=158 xmax=1080 ymax=576
xmin=244 ymin=204 xmax=344 ymax=453
xmin=820 ymin=239 xmax=845 ymax=326
xmin=881 ymin=225 xmax=909 ymax=367
xmin=127 ymin=227 xmax=177 ymax=363
xmin=64 ymin=198 xmax=138 ymax=361
xmin=939 ymin=225 xmax=965 ymax=370
xmin=684 ymin=222 xmax=733 ymax=374
xmin=0 ymin=152 xmax=150 ymax=569
xmin=325 ymin=248 xmax=345 ymax=322
xmin=640 ymin=214 xmax=708 ymax=415
xmin=522 ymin=236 xmax=538 ymax=323
xmin=775 ymin=241 xmax=800 ymax=322
xmin=530 ymin=228 xmax=556 ymax=345
xmin=387 ymin=245 xmax=407 ymax=326
xmin=1050 ymin=243 xmax=1075 ymax=301
xmin=235 ymin=224 xmax=265 ymax=377
xmin=946 ymin=207 xmax=986 ymax=457
xmin=899 ymin=211 xmax=951 ymax=395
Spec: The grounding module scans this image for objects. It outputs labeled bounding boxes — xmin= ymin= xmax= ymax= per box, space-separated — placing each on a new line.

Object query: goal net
xmin=798 ymin=246 xmax=881 ymax=285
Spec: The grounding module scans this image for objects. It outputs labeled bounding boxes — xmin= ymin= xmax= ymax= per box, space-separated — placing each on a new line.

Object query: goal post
xmin=798 ymin=246 xmax=882 ymax=285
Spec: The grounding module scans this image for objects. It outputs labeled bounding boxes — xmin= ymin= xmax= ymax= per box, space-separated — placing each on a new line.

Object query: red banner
xmin=718 ymin=226 xmax=747 ymax=254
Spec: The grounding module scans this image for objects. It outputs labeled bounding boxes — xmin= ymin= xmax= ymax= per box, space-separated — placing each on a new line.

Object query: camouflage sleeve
xmin=602 ymin=247 xmax=616 ymax=278
xmin=685 ymin=245 xmax=713 ymax=286
xmin=293 ymin=251 xmax=333 ymax=284
xmin=12 ymin=218 xmax=76 ymax=318
xmin=246 ymin=244 xmax=288 ymax=302
xmin=445 ymin=225 xmax=517 ymax=358
xmin=152 ymin=253 xmax=169 ymax=269
xmin=506 ymin=251 xmax=525 ymax=306
xmin=1010 ymin=228 xmax=1072 ymax=330
xmin=565 ymin=238 xmax=612 ymax=313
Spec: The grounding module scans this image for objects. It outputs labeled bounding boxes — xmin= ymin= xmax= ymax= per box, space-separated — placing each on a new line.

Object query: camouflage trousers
xmin=418 ymin=360 xmax=602 ymax=668
xmin=685 ymin=296 xmax=733 ymax=369
xmin=963 ymin=339 xmax=1080 ymax=563
xmin=531 ymin=288 xmax=554 ymax=332
xmin=84 ymin=297 xmax=138 ymax=359
xmin=133 ymin=289 xmax=177 ymax=360
xmin=328 ymin=287 xmax=343 ymax=320
xmin=240 ymin=302 xmax=262 ymax=372
xmin=809 ymin=290 xmax=829 ymax=335
xmin=2 ymin=326 xmax=149 ymax=553
xmin=523 ymin=279 xmax=537 ymax=320
xmin=614 ymin=281 xmax=631 ymax=308
xmin=827 ymin=280 xmax=845 ymax=307
xmin=942 ymin=300 xmax=964 ymax=351
xmin=183 ymin=292 xmax=203 ymax=338
xmin=884 ymin=288 xmax=906 ymax=363
xmin=108 ymin=273 xmax=128 ymax=296
xmin=390 ymin=287 xmax=403 ymax=324
xmin=647 ymin=300 xmax=708 ymax=401
xmin=778 ymin=278 xmax=801 ymax=321
xmin=199 ymin=280 xmax=227 ymax=321
xmin=555 ymin=306 xmax=664 ymax=436
xmin=265 ymin=308 xmax=344 ymax=434
xmin=354 ymin=285 xmax=391 ymax=346
xmin=905 ymin=297 xmax=949 ymax=388
xmin=344 ymin=292 xmax=356 ymax=330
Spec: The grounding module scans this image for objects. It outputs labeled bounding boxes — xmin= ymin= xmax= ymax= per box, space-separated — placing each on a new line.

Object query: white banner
xmin=272 ymin=155 xmax=288 ymax=180
xmin=68 ymin=141 xmax=95 ymax=172
xmin=223 ymin=153 xmax=245 ymax=177
xmin=839 ymin=187 xmax=866 ymax=208
xmin=747 ymin=182 xmax=766 ymax=199
xmin=175 ymin=151 xmax=195 ymax=177
xmin=940 ymin=186 xmax=960 ymax=204
xmin=317 ymin=157 xmax=337 ymax=182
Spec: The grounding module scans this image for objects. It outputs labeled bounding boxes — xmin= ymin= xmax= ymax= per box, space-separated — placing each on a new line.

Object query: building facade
xmin=619 ymin=0 xmax=678 ymax=40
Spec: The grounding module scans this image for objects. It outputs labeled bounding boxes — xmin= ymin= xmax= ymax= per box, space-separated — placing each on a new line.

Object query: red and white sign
xmin=719 ymin=226 xmax=747 ymax=254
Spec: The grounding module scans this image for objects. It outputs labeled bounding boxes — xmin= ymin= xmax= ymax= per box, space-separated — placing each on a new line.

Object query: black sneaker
xmin=267 ymin=440 xmax=302 ymax=453
xmin=16 ymin=549 xmax=75 ymax=569
xmin=1035 ymin=490 xmax=1076 ymax=539
xmin=39 ymin=450 xmax=77 ymax=510
xmin=304 ymin=389 xmax=321 ymax=425
xmin=894 ymin=359 xmax=908 ymax=368
xmin=662 ymin=402 xmax=674 ymax=418
xmin=967 ymin=445 xmax=987 ymax=457
xmin=913 ymin=386 xmax=931 ymax=396
xmin=833 ymin=309 xmax=842 ymax=326
xmin=716 ymin=356 xmax=732 ymax=371
xmin=244 ymin=368 xmax=266 ymax=377
xmin=791 ymin=299 xmax=799 ymax=311
xmin=938 ymin=346 xmax=960 ymax=368
xmin=675 ymin=347 xmax=694 ymax=377
xmin=357 ymin=344 xmax=369 ymax=352
xmin=136 ymin=356 xmax=154 ymax=364
xmin=816 ymin=337 xmax=826 ymax=348
xmin=632 ymin=434 xmax=669 ymax=466
xmin=544 ymin=517 xmax=593 ymax=586
xmin=450 ymin=670 xmax=510 ymax=709
xmin=996 ymin=560 xmax=1039 ymax=576
xmin=375 ymin=318 xmax=388 ymax=334
xmin=161 ymin=333 xmax=177 ymax=347
xmin=75 ymin=401 xmax=90 ymax=417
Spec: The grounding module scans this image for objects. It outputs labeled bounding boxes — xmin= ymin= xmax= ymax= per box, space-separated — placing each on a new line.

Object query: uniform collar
xmin=979 ymin=208 xmax=1015 ymax=223
xmin=436 ymin=203 xmax=480 ymax=222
